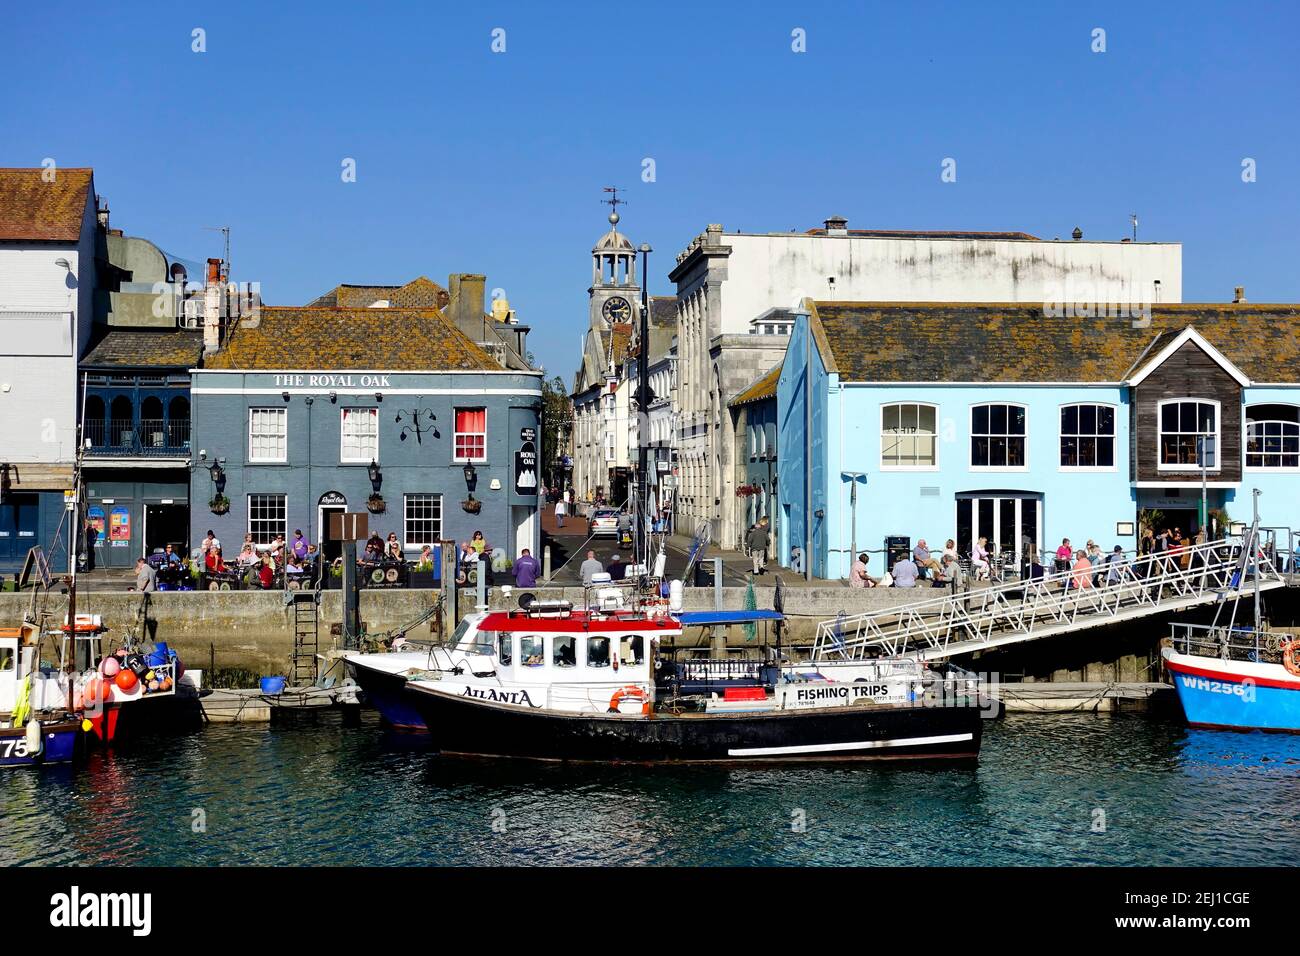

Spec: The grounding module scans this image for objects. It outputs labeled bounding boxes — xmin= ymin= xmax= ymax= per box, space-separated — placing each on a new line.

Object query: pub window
xmin=586 ymin=636 xmax=611 ymax=668
xmin=403 ymin=494 xmax=443 ymax=546
xmin=248 ymin=407 xmax=287 ymax=462
xmin=519 ymin=636 xmax=544 ymax=667
xmin=454 ymin=408 xmax=487 ymax=462
xmin=971 ymin=403 xmax=1026 ymax=468
xmin=340 ymin=407 xmax=379 ymax=463
xmin=1060 ymin=404 xmax=1115 ymax=468
xmin=882 ymin=403 xmax=938 ymax=468
xmin=247 ymin=493 xmax=287 ymax=544
xmin=1245 ymin=404 xmax=1300 ymax=469
xmin=1158 ymin=400 xmax=1218 ymax=470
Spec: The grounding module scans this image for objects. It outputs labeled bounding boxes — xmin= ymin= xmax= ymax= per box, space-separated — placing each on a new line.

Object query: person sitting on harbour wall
xmin=913 ymin=539 xmax=941 ymax=578
xmin=580 ymin=550 xmax=603 ymax=586
xmin=1070 ymin=550 xmax=1094 ymax=590
xmin=849 ymin=553 xmax=875 ymax=588
xmin=936 ymin=552 xmax=965 ymax=589
xmin=892 ymin=553 xmax=919 ymax=588
xmin=746 ymin=518 xmax=770 ymax=576
xmin=1055 ymin=538 xmax=1072 ymax=573
xmin=514 ymin=548 xmax=540 ymax=588
xmin=133 ymin=557 xmax=156 ymax=592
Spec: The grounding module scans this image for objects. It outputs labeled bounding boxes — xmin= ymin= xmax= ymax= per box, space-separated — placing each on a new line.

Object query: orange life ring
xmin=607 ymin=685 xmax=650 ymax=715
xmin=1283 ymin=640 xmax=1300 ymax=678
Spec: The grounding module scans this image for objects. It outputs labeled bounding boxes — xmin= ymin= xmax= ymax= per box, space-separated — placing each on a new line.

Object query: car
xmin=588 ymin=509 xmax=621 ymax=538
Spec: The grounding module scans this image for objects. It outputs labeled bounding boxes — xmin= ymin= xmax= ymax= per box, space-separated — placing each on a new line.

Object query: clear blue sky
xmin=4 ymin=1 xmax=1297 ymax=378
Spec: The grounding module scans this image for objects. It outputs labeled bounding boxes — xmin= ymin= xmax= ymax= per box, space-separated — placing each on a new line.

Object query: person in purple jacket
xmin=291 ymin=529 xmax=310 ymax=562
xmin=513 ymin=548 xmax=541 ymax=588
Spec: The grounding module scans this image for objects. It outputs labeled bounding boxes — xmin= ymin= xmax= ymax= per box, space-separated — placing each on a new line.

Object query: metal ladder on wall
xmin=289 ymin=587 xmax=320 ymax=686
xmin=813 ymin=536 xmax=1287 ymax=662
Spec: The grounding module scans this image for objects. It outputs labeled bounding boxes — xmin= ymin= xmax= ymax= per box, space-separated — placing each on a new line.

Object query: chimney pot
xmin=1071 ymin=226 xmax=1083 ymax=240
xmin=824 ymin=215 xmax=849 ymax=236
xmin=206 ymin=257 xmax=222 ymax=284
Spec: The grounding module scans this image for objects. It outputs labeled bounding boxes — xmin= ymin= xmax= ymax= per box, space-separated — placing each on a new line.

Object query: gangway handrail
xmin=813 ymin=538 xmax=1285 ymax=662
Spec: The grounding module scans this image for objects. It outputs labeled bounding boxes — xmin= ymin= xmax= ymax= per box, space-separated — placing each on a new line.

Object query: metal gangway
xmin=813 ymin=536 xmax=1287 ymax=662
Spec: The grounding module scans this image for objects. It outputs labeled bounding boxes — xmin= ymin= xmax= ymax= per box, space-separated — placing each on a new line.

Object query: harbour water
xmin=3 ymin=713 xmax=1298 ymax=867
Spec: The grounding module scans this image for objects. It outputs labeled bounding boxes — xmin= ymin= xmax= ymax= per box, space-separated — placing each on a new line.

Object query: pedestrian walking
xmin=746 ymin=518 xmax=770 ymax=575
xmin=555 ymin=496 xmax=567 ymax=528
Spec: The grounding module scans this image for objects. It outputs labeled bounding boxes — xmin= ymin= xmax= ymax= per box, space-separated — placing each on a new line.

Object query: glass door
xmin=956 ymin=493 xmax=1043 ymax=563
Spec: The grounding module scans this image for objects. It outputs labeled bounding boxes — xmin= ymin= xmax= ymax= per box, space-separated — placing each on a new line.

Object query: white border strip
xmin=728 ymin=732 xmax=973 ymax=757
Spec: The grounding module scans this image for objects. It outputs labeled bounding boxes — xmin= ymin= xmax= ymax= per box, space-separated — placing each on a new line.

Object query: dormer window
xmin=1158 ymin=400 xmax=1218 ymax=471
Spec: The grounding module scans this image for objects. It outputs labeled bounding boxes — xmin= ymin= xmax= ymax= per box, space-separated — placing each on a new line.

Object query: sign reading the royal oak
xmin=273 ymin=374 xmax=392 ymax=388
xmin=515 ymin=427 xmax=538 ymax=496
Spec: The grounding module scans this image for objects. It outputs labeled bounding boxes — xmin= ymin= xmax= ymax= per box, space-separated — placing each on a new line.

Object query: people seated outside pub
xmin=418 ymin=544 xmax=434 ymax=565
xmin=257 ymin=556 xmax=276 ymax=590
xmin=201 ymin=529 xmax=220 ymax=561
xmin=607 ymin=553 xmax=626 ymax=581
xmin=1070 ymin=550 xmax=1094 ymax=590
xmin=160 ymin=543 xmax=183 ymax=566
xmin=891 ymin=554 xmax=919 ymax=588
xmin=1055 ymin=538 xmax=1072 ymax=573
xmin=1104 ymin=545 xmax=1125 ymax=585
xmin=849 ymin=553 xmax=875 ymax=588
xmin=580 ymin=549 xmax=604 ymax=586
xmin=291 ymin=530 xmax=309 ymax=563
xmin=364 ymin=534 xmax=385 ymax=562
xmin=913 ymin=539 xmax=941 ymax=578
xmin=970 ymin=536 xmax=991 ymax=580
xmin=269 ymin=534 xmax=286 ymax=564
xmin=237 ymin=538 xmax=258 ymax=566
xmin=1087 ymin=540 xmax=1104 ymax=586
xmin=936 ymin=552 xmax=965 ymax=589
xmin=514 ymin=548 xmax=540 ymax=588
xmin=386 ymin=533 xmax=403 ymax=561
xmin=470 ymin=531 xmax=487 ymax=554
xmin=205 ymin=546 xmax=227 ymax=574
xmin=942 ymin=539 xmax=959 ymax=563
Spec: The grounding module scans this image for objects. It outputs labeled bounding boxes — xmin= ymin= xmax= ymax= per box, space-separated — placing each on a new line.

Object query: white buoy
xmin=669 ymin=579 xmax=684 ymax=613
xmin=25 ymin=718 xmax=43 ymax=756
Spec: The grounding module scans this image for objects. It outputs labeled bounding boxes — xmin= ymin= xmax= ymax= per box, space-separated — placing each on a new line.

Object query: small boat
xmin=0 ymin=620 xmax=86 ymax=768
xmin=1162 ymin=624 xmax=1300 ymax=732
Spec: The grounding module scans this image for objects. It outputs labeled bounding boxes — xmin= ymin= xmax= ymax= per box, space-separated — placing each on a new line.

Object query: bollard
xmin=543 ymin=545 xmax=552 ymax=581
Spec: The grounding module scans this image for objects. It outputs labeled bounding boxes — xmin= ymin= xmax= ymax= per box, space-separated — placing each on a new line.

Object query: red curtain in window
xmin=455 ymin=408 xmax=486 ymax=459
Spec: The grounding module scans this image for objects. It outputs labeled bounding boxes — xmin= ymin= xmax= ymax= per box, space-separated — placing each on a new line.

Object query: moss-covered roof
xmin=82 ymin=329 xmax=205 ymax=369
xmin=307 ymin=276 xmax=449 ymax=309
xmin=730 ymin=363 xmax=782 ymax=407
xmin=812 ymin=302 xmax=1300 ymax=383
xmin=0 ymin=167 xmax=92 ymax=241
xmin=203 ymin=307 xmax=502 ymax=371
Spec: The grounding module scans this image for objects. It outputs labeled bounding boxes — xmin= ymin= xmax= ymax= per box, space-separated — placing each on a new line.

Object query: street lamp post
xmin=636 ymin=242 xmax=652 ymax=565
xmin=842 ymin=471 xmax=866 ymax=576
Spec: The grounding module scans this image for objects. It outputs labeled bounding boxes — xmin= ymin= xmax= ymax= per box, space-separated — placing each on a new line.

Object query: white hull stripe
xmin=727 ymin=733 xmax=974 ymax=757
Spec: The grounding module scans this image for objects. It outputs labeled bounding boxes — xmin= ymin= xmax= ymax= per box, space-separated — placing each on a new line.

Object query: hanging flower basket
xmin=461 ymin=496 xmax=482 ymax=515
xmin=366 ymin=493 xmax=387 ymax=514
xmin=209 ymin=493 xmax=230 ymax=515
xmin=735 ymin=484 xmax=759 ymax=498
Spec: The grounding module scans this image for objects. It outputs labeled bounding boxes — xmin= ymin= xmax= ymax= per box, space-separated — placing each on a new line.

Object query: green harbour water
xmin=3 ymin=712 xmax=1299 ymax=866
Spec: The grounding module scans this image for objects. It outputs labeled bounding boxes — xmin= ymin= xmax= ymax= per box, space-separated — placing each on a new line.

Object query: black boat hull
xmin=406 ymin=685 xmax=985 ymax=763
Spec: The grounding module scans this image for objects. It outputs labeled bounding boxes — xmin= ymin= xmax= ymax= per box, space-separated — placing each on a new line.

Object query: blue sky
xmin=4 ymin=1 xmax=1297 ymax=378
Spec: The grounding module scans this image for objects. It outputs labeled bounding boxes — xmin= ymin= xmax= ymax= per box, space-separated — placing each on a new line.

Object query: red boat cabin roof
xmin=478 ymin=611 xmax=680 ymax=633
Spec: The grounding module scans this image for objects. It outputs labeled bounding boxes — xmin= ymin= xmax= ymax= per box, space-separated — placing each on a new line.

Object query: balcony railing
xmin=84 ymin=418 xmax=191 ymax=457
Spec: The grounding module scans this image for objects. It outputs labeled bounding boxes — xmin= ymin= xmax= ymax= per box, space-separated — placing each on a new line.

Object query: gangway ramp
xmin=813 ymin=540 xmax=1287 ymax=662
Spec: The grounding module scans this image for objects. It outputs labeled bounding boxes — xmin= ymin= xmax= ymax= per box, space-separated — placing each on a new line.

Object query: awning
xmin=676 ymin=610 xmax=784 ymax=626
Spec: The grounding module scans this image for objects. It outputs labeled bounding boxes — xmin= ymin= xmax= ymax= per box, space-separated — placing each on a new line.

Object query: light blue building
xmin=778 ymin=302 xmax=1300 ymax=579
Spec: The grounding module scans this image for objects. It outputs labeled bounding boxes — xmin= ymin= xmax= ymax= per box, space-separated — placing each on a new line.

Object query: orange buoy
xmin=82 ymin=678 xmax=104 ymax=707
xmin=114 ymin=668 xmax=139 ymax=691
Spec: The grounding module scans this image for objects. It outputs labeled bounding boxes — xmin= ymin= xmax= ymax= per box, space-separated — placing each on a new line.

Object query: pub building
xmin=188 ymin=301 xmax=542 ymax=574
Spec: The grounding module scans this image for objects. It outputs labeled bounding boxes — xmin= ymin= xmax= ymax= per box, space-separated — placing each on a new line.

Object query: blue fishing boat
xmin=1162 ymin=624 xmax=1300 ymax=732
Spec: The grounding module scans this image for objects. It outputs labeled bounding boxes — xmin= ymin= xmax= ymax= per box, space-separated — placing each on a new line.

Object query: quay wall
xmin=6 ymin=585 xmax=1298 ymax=679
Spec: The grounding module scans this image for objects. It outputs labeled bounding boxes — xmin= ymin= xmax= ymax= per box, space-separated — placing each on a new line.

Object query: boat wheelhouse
xmin=1163 ymin=622 xmax=1300 ymax=733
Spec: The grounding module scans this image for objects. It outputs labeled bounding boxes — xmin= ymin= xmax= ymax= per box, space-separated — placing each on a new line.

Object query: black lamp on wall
xmin=462 ymin=463 xmax=478 ymax=493
xmin=368 ymin=458 xmax=382 ymax=493
xmin=209 ymin=461 xmax=226 ymax=493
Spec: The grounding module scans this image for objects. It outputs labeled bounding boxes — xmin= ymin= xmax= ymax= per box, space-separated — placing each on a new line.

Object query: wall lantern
xmin=329 ymin=391 xmax=337 ymax=403
xmin=281 ymin=390 xmax=290 ymax=402
xmin=368 ymin=458 xmax=382 ymax=493
xmin=462 ymin=463 xmax=478 ymax=492
xmin=208 ymin=461 xmax=226 ymax=493
xmin=374 ymin=392 xmax=383 ymax=402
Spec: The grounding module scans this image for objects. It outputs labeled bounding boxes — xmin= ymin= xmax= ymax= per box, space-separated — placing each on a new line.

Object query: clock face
xmin=602 ymin=296 xmax=632 ymax=323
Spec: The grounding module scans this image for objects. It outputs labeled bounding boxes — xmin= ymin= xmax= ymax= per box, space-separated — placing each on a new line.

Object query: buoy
xmin=100 ymin=657 xmax=120 ymax=678
xmin=25 ymin=719 xmax=43 ymax=755
xmin=81 ymin=718 xmax=93 ymax=733
xmin=114 ymin=668 xmax=138 ymax=691
xmin=147 ymin=680 xmax=160 ymax=692
xmin=160 ymin=677 xmax=174 ymax=692
xmin=144 ymin=670 xmax=155 ymax=682
xmin=82 ymin=679 xmax=102 ymax=707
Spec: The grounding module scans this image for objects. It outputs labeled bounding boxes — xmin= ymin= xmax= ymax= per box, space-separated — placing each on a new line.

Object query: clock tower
xmin=589 ymin=203 xmax=640 ymax=332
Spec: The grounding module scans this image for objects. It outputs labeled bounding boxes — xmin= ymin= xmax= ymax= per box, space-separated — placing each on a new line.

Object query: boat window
xmin=474 ymin=630 xmax=497 ymax=655
xmin=586 ymin=636 xmax=611 ymax=668
xmin=449 ymin=616 xmax=474 ymax=646
xmin=520 ymin=635 xmax=544 ymax=667
xmin=0 ymin=646 xmax=13 ymax=672
xmin=553 ymin=635 xmax=577 ymax=668
xmin=619 ymin=635 xmax=645 ymax=666
xmin=497 ymin=633 xmax=512 ymax=665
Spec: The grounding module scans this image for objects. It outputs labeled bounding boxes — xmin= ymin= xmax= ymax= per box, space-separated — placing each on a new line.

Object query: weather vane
xmin=602 ymin=186 xmax=626 ymax=219
xmin=394 ymin=407 xmax=438 ymax=444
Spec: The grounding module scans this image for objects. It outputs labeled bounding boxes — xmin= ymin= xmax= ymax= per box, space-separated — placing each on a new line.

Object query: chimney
xmin=1071 ymin=226 xmax=1083 ymax=240
xmin=824 ymin=215 xmax=849 ymax=236
xmin=203 ymin=257 xmax=223 ymax=355
xmin=1233 ymin=286 xmax=1247 ymax=304
xmin=447 ymin=274 xmax=486 ymax=336
xmin=96 ymin=196 xmax=110 ymax=231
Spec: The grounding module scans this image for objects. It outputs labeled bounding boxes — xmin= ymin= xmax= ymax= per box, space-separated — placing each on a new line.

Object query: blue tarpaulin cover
xmin=676 ymin=610 xmax=784 ymax=626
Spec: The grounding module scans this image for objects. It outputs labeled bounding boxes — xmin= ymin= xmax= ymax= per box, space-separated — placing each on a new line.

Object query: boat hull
xmin=406 ymin=684 xmax=984 ymax=763
xmin=0 ymin=719 xmax=85 ymax=768
xmin=1163 ymin=648 xmax=1300 ymax=733
xmin=348 ymin=660 xmax=429 ymax=731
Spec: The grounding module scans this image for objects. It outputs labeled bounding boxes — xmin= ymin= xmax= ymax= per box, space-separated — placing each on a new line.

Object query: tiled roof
xmin=307 ymin=277 xmax=449 ymax=310
xmin=203 ymin=307 xmax=502 ymax=371
xmin=609 ymin=322 xmax=633 ymax=365
xmin=804 ymin=228 xmax=1040 ymax=240
xmin=730 ymin=363 xmax=782 ymax=407
xmin=0 ymin=168 xmax=93 ymax=241
xmin=82 ymin=329 xmax=205 ymax=369
xmin=812 ymin=302 xmax=1300 ymax=384
xmin=649 ymin=295 xmax=677 ymax=328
